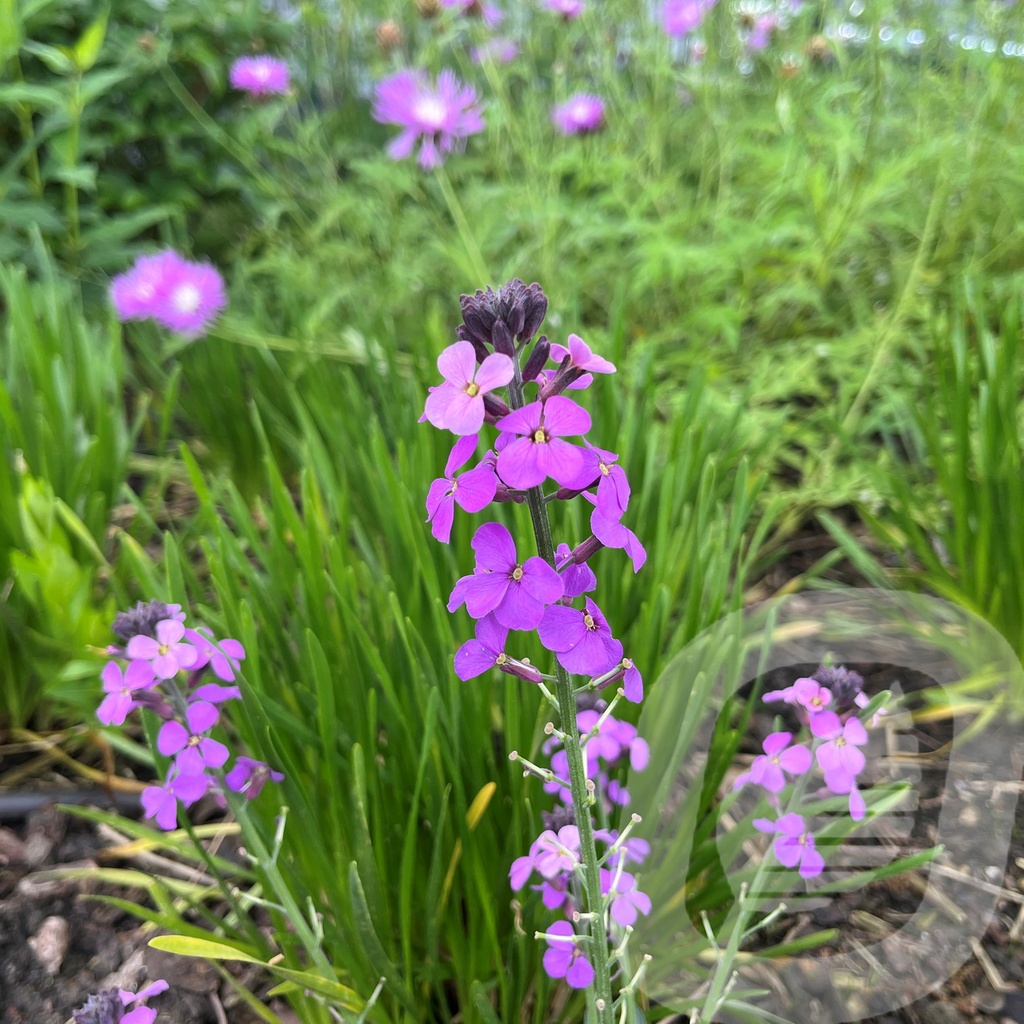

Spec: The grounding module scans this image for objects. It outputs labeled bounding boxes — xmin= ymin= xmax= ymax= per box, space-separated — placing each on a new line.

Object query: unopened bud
xmin=521 ymin=337 xmax=550 ymax=381
xmin=376 ymin=19 xmax=404 ymax=54
xmin=492 ymin=318 xmax=514 ymax=357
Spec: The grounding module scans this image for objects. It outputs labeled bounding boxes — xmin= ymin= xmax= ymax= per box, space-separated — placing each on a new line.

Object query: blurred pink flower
xmin=229 ymin=56 xmax=290 ymax=96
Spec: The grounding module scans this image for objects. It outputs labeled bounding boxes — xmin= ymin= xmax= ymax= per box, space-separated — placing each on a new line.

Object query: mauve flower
xmin=495 ymin=397 xmax=590 ymax=489
xmin=153 ymin=259 xmax=226 ymax=339
xmin=792 ymin=676 xmax=832 ymax=713
xmin=141 ymin=772 xmax=209 ymax=830
xmin=225 ymin=757 xmax=284 ymax=799
xmin=733 ymin=731 xmax=812 ymax=793
xmin=570 ymin=443 xmax=630 ymax=518
xmin=448 ymin=522 xmax=563 ymax=629
xmin=539 ymin=597 xmax=623 ymax=675
xmin=549 ymin=333 xmax=616 ymax=384
xmin=373 ymin=69 xmax=484 ymax=170
xmin=555 ymin=542 xmax=597 ymax=597
xmin=157 ymin=701 xmax=229 ymax=776
xmin=126 ymin=618 xmax=197 ymax=679
xmin=662 ymin=0 xmax=717 ymax=35
xmin=552 ymin=93 xmax=605 ymax=135
xmin=423 ymin=342 xmax=513 ymax=435
xmin=97 ymin=659 xmax=157 ymax=726
xmin=109 ymin=251 xmax=181 ymax=322
xmin=755 ymin=813 xmax=824 ymax=878
xmin=229 ymin=56 xmax=290 ymax=96
xmin=185 ymin=627 xmax=246 ymax=681
xmin=747 ymin=15 xmax=777 ymax=51
xmin=812 ymin=711 xmax=868 ymax=785
xmin=546 ymin=0 xmax=584 ymax=17
xmin=601 ymin=869 xmax=652 ymax=926
xmin=426 ymin=435 xmax=497 ymax=542
xmin=542 ymin=920 xmax=594 ymax=988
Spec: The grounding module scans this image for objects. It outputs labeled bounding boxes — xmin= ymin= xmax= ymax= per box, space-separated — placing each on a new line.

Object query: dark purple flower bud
xmin=492 ymin=318 xmax=515 ymax=357
xmin=575 ymin=691 xmax=608 ymax=713
xmin=483 ymin=392 xmax=511 ymax=420
xmin=522 ymin=336 xmax=551 ymax=381
xmin=458 ymin=279 xmax=549 ymax=351
xmin=539 ymin=365 xmax=587 ymax=400
xmin=73 ymin=990 xmax=123 ymax=1024
xmin=812 ymin=663 xmax=865 ymax=712
xmin=542 ymin=804 xmax=578 ymax=831
xmin=568 ymin=536 xmax=603 ymax=565
xmin=111 ymin=599 xmax=174 ymax=642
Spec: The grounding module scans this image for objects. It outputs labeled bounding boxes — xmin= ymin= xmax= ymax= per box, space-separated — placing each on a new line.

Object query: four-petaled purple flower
xmin=157 ymin=701 xmax=229 ymax=776
xmin=424 ymin=342 xmax=513 ymax=436
xmin=426 ymin=434 xmax=497 ymax=543
xmin=225 ymin=757 xmax=285 ymax=799
xmin=495 ymin=397 xmax=590 ymax=489
xmin=185 ymin=627 xmax=246 ymax=681
xmin=583 ymin=491 xmax=647 ymax=571
xmin=539 ymin=597 xmax=623 ymax=675
xmin=812 ymin=711 xmax=868 ymax=788
xmin=571 ymin=443 xmax=630 ymax=518
xmin=662 ymin=0 xmax=717 ymax=35
xmin=548 ymin=334 xmax=616 ymax=392
xmin=755 ymin=813 xmax=825 ymax=878
xmin=542 ymin=920 xmax=595 ymax=988
xmin=97 ymin=659 xmax=156 ymax=726
xmin=372 ymin=69 xmax=485 ymax=170
xmin=733 ymin=731 xmax=812 ymax=793
xmin=448 ymin=523 xmax=563 ymax=629
xmin=600 ymin=869 xmax=653 ymax=927
xmin=141 ymin=772 xmax=209 ymax=831
xmin=126 ymin=618 xmax=197 ymax=679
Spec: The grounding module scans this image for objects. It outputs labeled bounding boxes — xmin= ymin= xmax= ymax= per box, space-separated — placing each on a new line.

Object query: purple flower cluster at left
xmin=109 ymin=251 xmax=226 ymax=339
xmin=99 ymin=600 xmax=283 ymax=831
xmin=71 ymin=979 xmax=168 ymax=1024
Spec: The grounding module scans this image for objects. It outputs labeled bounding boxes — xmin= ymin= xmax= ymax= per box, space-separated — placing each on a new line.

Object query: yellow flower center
xmin=583 ymin=613 xmax=596 ymax=630
xmin=835 ymin=737 xmax=847 ymax=748
xmin=599 ymin=462 xmax=610 ymax=475
xmin=496 ymin=653 xmax=508 ymax=665
xmin=511 ymin=566 xmax=524 ymax=581
xmin=533 ymin=428 xmax=547 ymax=443
xmin=158 ymin=643 xmax=170 ymax=656
xmin=188 ymin=735 xmax=201 ymax=748
xmin=465 ymin=382 xmax=479 ymax=397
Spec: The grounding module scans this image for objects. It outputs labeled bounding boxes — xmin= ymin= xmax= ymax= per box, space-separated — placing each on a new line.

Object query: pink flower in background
xmin=471 ymin=38 xmax=520 ymax=64
xmin=109 ymin=251 xmax=181 ymax=321
xmin=552 ymin=94 xmax=605 ymax=135
xmin=662 ymin=0 xmax=717 ymax=35
xmin=747 ymin=15 xmax=778 ymax=51
xmin=153 ymin=259 xmax=226 ymax=338
xmin=546 ymin=0 xmax=584 ymax=17
xmin=229 ymin=56 xmax=290 ymax=96
xmin=373 ymin=69 xmax=485 ymax=170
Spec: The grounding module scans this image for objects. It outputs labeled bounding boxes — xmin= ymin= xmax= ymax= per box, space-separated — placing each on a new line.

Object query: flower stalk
xmin=505 ymin=346 xmax=615 ymax=1021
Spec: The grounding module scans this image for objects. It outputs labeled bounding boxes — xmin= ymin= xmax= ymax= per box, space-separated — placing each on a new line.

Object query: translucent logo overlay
xmin=628 ymin=590 xmax=1024 ymax=1023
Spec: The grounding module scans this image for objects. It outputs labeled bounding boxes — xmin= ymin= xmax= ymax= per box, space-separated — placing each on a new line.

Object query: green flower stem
xmin=505 ymin=349 xmax=614 ymax=1023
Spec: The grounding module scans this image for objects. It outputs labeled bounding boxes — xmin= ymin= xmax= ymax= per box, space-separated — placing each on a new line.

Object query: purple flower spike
xmin=448 ymin=523 xmax=563 ymax=629
xmin=813 ymin=711 xmax=868 ymax=783
xmin=229 ymin=56 xmax=290 ymax=96
xmin=539 ymin=597 xmax=623 ymax=675
xmin=555 ymin=542 xmax=597 ymax=597
xmin=424 ymin=343 xmax=514 ymax=435
xmin=157 ymin=701 xmax=229 ymax=776
xmin=426 ymin=434 xmax=498 ymax=543
xmin=97 ymin=659 xmax=156 ymax=726
xmin=582 ymin=492 xmax=646 ymax=571
xmin=542 ymin=920 xmax=595 ymax=988
xmin=601 ymin=869 xmax=653 ymax=927
xmin=126 ymin=618 xmax=197 ymax=679
xmin=225 ymin=757 xmax=285 ymax=799
xmin=552 ymin=94 xmax=605 ymax=136
xmin=755 ymin=813 xmax=825 ymax=878
xmin=495 ymin=397 xmax=591 ymax=489
xmin=734 ymin=731 xmax=812 ymax=793
xmin=373 ymin=69 xmax=485 ymax=170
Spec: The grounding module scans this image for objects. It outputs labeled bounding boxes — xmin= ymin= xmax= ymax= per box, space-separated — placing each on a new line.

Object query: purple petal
xmin=774 ymin=836 xmax=803 ymax=868
xmin=520 ymin=557 xmax=564 ymax=604
xmin=775 ymin=812 xmax=806 ymax=837
xmin=496 ymin=437 xmax=545 ymax=489
xmin=453 ymin=463 xmax=497 ymax=513
xmin=97 ymin=691 xmax=132 ymax=726
xmin=101 ymin=661 xmax=123 ymax=693
xmin=779 ymin=744 xmax=812 ymax=775
xmin=535 ymin=438 xmax=585 ymax=488
xmin=186 ymin=700 xmax=219 ymax=735
xmin=472 ymin=522 xmax=517 ymax=571
xmin=474 ymin=352 xmax=514 ymax=392
xmin=462 ymin=571 xmax=511 ymax=619
xmin=494 ymin=580 xmax=546 ymax=631
xmin=495 ymin=402 xmax=542 ymax=436
xmin=454 ymin=639 xmax=499 ymax=680
xmin=155 ymin=619 xmax=185 ymax=646
xmin=810 ymin=710 xmax=842 ymax=739
xmin=172 ymin=772 xmax=210 ymax=804
xmin=152 ymin=652 xmax=181 ymax=679
xmin=542 ymin=945 xmax=573 ymax=979
xmin=541 ymin=395 xmax=591 ymax=438
xmin=445 ymin=434 xmax=480 ymax=477
xmin=762 ymin=732 xmax=792 ymax=756
xmin=443 ymin=392 xmax=485 ymax=436
xmin=124 ymin=658 xmax=156 ymax=690
xmin=538 ymin=604 xmax=586 ymax=653
xmin=437 ymin=341 xmax=476 ymax=387
xmin=509 ymin=855 xmax=533 ymax=890
xmin=157 ymin=720 xmax=189 ymax=756
xmin=428 ymin=490 xmax=456 ymax=544
xmin=799 ymin=846 xmax=825 ymax=878
xmin=564 ymin=955 xmax=594 ymax=989
xmin=175 ymin=746 xmax=206 ymax=776
xmin=198 ymin=737 xmax=230 ymax=769
xmin=126 ymin=635 xmax=159 ymax=660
